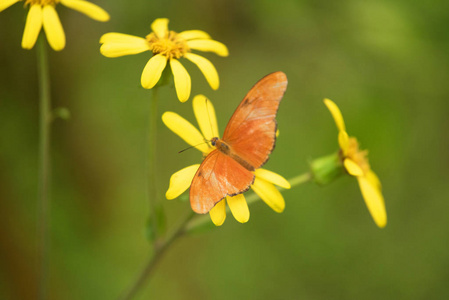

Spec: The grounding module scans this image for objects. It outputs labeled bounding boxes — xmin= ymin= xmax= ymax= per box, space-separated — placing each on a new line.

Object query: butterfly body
xmin=211 ymin=137 xmax=255 ymax=171
xmin=190 ymin=71 xmax=288 ymax=214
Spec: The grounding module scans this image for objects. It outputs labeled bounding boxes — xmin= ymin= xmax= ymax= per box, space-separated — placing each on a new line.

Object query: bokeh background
xmin=1 ymin=0 xmax=449 ymax=299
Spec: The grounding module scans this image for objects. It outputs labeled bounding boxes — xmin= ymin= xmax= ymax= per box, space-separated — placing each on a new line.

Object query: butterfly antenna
xmin=178 ymin=140 xmax=210 ymax=153
xmin=205 ymin=98 xmax=216 ymax=138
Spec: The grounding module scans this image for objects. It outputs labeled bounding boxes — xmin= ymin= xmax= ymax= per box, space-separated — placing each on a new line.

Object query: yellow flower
xmin=162 ymin=95 xmax=290 ymax=225
xmin=100 ymin=18 xmax=228 ymax=102
xmin=0 ymin=0 xmax=109 ymax=51
xmin=324 ymin=98 xmax=387 ymax=228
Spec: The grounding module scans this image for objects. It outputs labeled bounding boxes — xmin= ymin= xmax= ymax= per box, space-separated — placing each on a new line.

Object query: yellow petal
xmin=22 ymin=5 xmax=43 ymax=50
xmin=251 ymin=177 xmax=285 ymax=213
xmin=186 ymin=39 xmax=228 ymax=57
xmin=42 ymin=5 xmax=65 ymax=51
xmin=227 ymin=194 xmax=250 ymax=223
xmin=60 ymin=0 xmax=109 ymax=21
xmin=170 ymin=59 xmax=191 ymax=102
xmin=100 ymin=33 xmax=150 ymax=57
xmin=324 ymin=98 xmax=346 ymax=133
xmin=357 ymin=176 xmax=387 ymax=228
xmin=366 ymin=170 xmax=382 ymax=190
xmin=184 ymin=53 xmax=219 ymax=90
xmin=255 ymin=169 xmax=291 ymax=189
xmin=151 ymin=18 xmax=169 ymax=39
xmin=177 ymin=30 xmax=211 ymax=41
xmin=162 ymin=112 xmax=210 ymax=153
xmin=0 ymin=0 xmax=20 ymax=12
xmin=344 ymin=158 xmax=364 ymax=176
xmin=338 ymin=131 xmax=350 ymax=154
xmin=100 ymin=32 xmax=143 ymax=44
xmin=276 ymin=129 xmax=280 ymax=138
xmin=100 ymin=43 xmax=149 ymax=57
xmin=192 ymin=95 xmax=219 ymax=141
xmin=141 ymin=54 xmax=167 ymax=89
xmin=165 ymin=164 xmax=200 ymax=199
xmin=209 ymin=199 xmax=226 ymax=226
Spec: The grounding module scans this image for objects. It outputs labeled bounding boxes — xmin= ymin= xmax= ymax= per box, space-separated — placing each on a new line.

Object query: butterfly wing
xmin=190 ymin=149 xmax=255 ymax=214
xmin=223 ymin=71 xmax=288 ymax=169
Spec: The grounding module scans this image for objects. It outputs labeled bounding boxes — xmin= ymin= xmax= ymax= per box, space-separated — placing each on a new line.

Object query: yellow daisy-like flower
xmin=162 ymin=95 xmax=290 ymax=226
xmin=99 ymin=18 xmax=228 ymax=102
xmin=324 ymin=98 xmax=387 ymax=228
xmin=0 ymin=0 xmax=109 ymax=51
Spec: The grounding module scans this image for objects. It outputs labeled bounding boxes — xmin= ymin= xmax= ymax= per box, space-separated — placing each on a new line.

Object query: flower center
xmin=345 ymin=137 xmax=371 ymax=174
xmin=146 ymin=31 xmax=190 ymax=60
xmin=25 ymin=0 xmax=59 ymax=5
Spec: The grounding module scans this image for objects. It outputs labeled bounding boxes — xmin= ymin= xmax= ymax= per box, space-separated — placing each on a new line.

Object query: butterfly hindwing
xmin=222 ymin=72 xmax=288 ymax=169
xmin=189 ymin=72 xmax=287 ymax=214
xmin=190 ymin=149 xmax=255 ymax=214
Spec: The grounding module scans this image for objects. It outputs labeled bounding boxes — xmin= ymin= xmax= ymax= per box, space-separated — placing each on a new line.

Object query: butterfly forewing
xmin=190 ymin=150 xmax=255 ymax=214
xmin=222 ymin=71 xmax=288 ymax=169
xmin=189 ymin=72 xmax=287 ymax=214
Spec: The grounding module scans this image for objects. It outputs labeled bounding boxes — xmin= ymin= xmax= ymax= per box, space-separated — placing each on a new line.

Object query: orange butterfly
xmin=190 ymin=71 xmax=288 ymax=214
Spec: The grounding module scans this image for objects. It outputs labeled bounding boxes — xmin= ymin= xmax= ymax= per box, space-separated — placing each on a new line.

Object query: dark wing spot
xmin=242 ymin=97 xmax=250 ymax=106
xmin=242 ymin=96 xmax=260 ymax=106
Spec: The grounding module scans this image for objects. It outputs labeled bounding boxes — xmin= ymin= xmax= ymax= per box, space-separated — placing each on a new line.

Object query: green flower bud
xmin=310 ymin=152 xmax=344 ymax=185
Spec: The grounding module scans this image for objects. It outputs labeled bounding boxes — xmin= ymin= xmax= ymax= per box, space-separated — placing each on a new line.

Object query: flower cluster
xmin=2 ymin=4 xmax=387 ymax=228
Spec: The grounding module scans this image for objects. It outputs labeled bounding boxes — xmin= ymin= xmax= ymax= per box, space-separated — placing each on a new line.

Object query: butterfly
xmin=190 ymin=71 xmax=288 ymax=214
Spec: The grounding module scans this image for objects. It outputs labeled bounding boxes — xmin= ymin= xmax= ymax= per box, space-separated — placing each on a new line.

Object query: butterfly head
xmin=210 ymin=137 xmax=232 ymax=156
xmin=210 ymin=137 xmax=219 ymax=146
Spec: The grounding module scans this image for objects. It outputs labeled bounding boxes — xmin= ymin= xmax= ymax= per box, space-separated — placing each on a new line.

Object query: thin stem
xmin=186 ymin=172 xmax=312 ymax=232
xmin=37 ymin=35 xmax=51 ymax=300
xmin=247 ymin=172 xmax=311 ymax=205
xmin=118 ymin=211 xmax=195 ymax=300
xmin=285 ymin=172 xmax=312 ymax=188
xmin=147 ymin=88 xmax=159 ymax=239
xmin=118 ymin=171 xmax=310 ymax=299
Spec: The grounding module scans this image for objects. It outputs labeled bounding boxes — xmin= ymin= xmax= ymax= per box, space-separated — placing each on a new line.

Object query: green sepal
xmin=310 ymin=152 xmax=344 ymax=185
xmin=155 ymin=63 xmax=173 ymax=88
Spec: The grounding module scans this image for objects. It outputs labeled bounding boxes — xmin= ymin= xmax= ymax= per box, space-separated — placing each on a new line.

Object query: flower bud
xmin=310 ymin=152 xmax=344 ymax=185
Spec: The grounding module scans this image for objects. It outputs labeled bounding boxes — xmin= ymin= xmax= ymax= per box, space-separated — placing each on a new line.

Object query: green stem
xmin=186 ymin=172 xmax=312 ymax=232
xmin=118 ymin=172 xmax=311 ymax=299
xmin=37 ymin=36 xmax=51 ymax=300
xmin=118 ymin=211 xmax=195 ymax=300
xmin=147 ymin=88 xmax=159 ymax=240
xmin=286 ymin=172 xmax=312 ymax=188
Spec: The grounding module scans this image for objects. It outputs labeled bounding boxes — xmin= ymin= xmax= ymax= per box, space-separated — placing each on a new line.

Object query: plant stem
xmin=37 ymin=35 xmax=51 ymax=300
xmin=286 ymin=172 xmax=312 ymax=188
xmin=147 ymin=88 xmax=159 ymax=239
xmin=119 ymin=163 xmax=312 ymax=300
xmin=118 ymin=211 xmax=195 ymax=300
xmin=118 ymin=171 xmax=311 ymax=299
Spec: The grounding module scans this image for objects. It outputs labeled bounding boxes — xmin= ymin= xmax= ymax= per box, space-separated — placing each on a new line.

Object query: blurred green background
xmin=1 ymin=0 xmax=449 ymax=299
